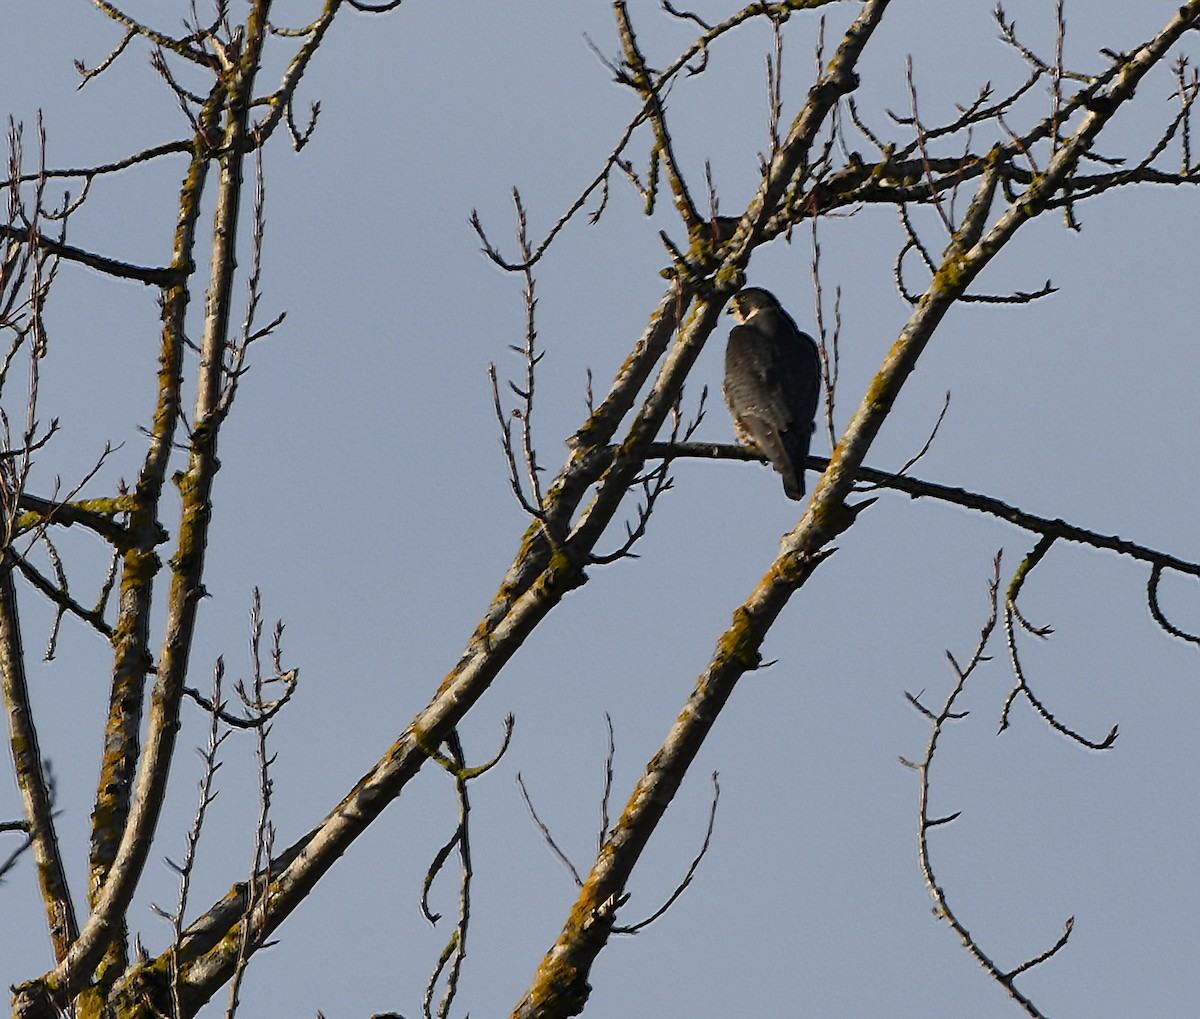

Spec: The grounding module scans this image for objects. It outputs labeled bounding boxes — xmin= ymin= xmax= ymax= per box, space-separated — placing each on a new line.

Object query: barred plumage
xmin=723 ymin=287 xmax=821 ymax=500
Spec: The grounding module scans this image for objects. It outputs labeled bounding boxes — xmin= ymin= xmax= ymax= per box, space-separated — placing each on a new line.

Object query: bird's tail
xmin=781 ymin=428 xmax=812 ymax=500
xmin=782 ymin=470 xmax=804 ymax=500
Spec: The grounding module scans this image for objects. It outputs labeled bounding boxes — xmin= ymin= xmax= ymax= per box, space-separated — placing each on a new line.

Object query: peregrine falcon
xmin=723 ymin=287 xmax=821 ymax=500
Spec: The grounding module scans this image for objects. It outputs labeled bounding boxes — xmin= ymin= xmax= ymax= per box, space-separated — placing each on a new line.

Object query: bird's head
xmin=726 ymin=287 xmax=781 ymax=323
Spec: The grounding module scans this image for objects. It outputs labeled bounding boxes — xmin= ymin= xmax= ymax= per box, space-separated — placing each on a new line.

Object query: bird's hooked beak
xmin=726 ymin=299 xmax=741 ymax=321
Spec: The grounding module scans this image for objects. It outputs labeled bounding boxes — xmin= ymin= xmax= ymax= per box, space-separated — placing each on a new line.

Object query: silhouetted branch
xmin=906 ymin=553 xmax=1073 ymax=1018
xmin=1147 ymin=564 xmax=1200 ymax=645
xmin=0 ymin=225 xmax=182 ymax=286
xmin=517 ymin=772 xmax=584 ymax=889
xmin=859 ymin=391 xmax=950 ymax=488
xmin=589 ymin=385 xmax=706 ymax=565
xmin=226 ymin=593 xmax=283 ymax=1018
xmin=598 ymin=713 xmax=616 ymax=850
xmin=998 ymin=535 xmax=1119 ymax=749
xmin=810 ymin=220 xmax=841 ymax=449
xmin=12 ymin=554 xmax=114 ymax=646
xmin=644 ymin=442 xmax=1200 ymax=581
xmin=157 ymin=659 xmax=229 ymax=1019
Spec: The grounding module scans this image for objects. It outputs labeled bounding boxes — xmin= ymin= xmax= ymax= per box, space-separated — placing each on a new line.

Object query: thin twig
xmin=907 ymin=553 xmax=1073 ymax=1017
xmin=613 ymin=772 xmax=720 ymax=934
xmin=516 ymin=773 xmax=584 ymax=888
xmin=998 ymin=535 xmax=1119 ymax=749
xmin=598 ymin=713 xmax=616 ymax=851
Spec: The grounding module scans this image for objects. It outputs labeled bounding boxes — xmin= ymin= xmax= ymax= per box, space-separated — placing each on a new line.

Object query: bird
xmin=722 ymin=287 xmax=821 ymax=500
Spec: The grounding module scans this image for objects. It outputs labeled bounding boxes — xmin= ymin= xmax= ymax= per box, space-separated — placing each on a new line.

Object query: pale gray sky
xmin=3 ymin=2 xmax=1199 ymax=1016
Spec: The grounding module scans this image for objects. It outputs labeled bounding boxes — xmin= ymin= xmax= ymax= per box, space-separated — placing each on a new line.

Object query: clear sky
xmin=3 ymin=2 xmax=1199 ymax=1017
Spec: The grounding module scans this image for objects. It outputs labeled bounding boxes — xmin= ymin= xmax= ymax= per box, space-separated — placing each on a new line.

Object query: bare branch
xmin=513 ymin=192 xmax=548 ymax=516
xmin=0 ymin=121 xmax=79 ymax=966
xmin=998 ymin=535 xmax=1119 ymax=750
xmin=74 ymin=27 xmax=138 ymax=88
xmin=0 ymin=820 xmax=35 ymax=885
xmin=516 ymin=772 xmax=584 ymax=889
xmin=88 ymin=0 xmax=210 ymax=64
xmin=858 ymin=391 xmax=950 ymax=488
xmin=472 ymin=2 xmax=831 ymax=273
xmin=646 ymin=443 xmax=1200 ymax=583
xmin=489 ymin=362 xmax=548 ymax=523
xmin=908 ymin=553 xmax=1073 ymax=1017
xmin=469 ymin=104 xmax=652 ymax=272
xmin=163 ymin=659 xmax=229 ymax=1019
xmin=226 ymin=594 xmax=280 ymax=1019
xmin=613 ymin=772 xmax=720 ymax=934
xmin=900 ymin=56 xmax=955 ymax=235
xmin=1005 ymin=917 xmax=1075 ymax=981
xmin=995 ymin=3 xmax=1091 ymax=84
xmin=810 ymin=219 xmax=840 ymax=449
xmin=0 ymin=225 xmax=182 ymax=287
xmin=660 ymin=2 xmax=712 ymax=32
xmin=12 ymin=555 xmax=115 ymax=646
xmin=0 ymin=139 xmax=194 ymax=191
xmin=1147 ymin=564 xmax=1200 ymax=645
xmin=598 ymin=713 xmax=616 ymax=851
xmin=422 ymin=730 xmax=474 ymax=1019
xmin=765 ymin=15 xmax=785 ymax=166
xmin=589 ymin=384 xmax=705 ymax=565
xmin=616 ymin=3 xmax=702 ymax=230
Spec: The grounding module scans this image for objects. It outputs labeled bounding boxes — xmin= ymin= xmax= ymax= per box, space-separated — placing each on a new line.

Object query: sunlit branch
xmin=89 ymin=0 xmax=210 ymax=64
xmin=13 ymin=493 xmax=136 ymax=548
xmin=254 ymin=3 xmax=339 ymax=145
xmin=615 ymin=3 xmax=702 ymax=229
xmin=512 ymin=5 xmax=894 ymax=1014
xmin=0 ymin=124 xmax=79 ymax=968
xmin=44 ymin=51 xmax=231 ymax=1010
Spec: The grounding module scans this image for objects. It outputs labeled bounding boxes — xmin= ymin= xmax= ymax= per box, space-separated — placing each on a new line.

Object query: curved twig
xmin=612 ymin=772 xmax=720 ymax=934
xmin=908 ymin=553 xmax=1075 ymax=1018
xmin=998 ymin=536 xmax=1120 ymax=749
xmin=1147 ymin=564 xmax=1200 ymax=645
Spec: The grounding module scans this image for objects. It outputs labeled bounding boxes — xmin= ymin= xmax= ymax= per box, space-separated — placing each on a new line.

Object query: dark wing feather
xmin=723 ymin=310 xmax=821 ymax=499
